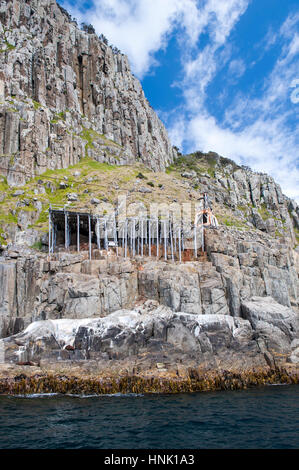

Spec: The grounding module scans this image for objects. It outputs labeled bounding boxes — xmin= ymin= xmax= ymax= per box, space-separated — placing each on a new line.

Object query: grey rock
xmin=181 ymin=171 xmax=196 ymax=179
xmin=0 ymin=307 xmax=258 ymax=367
xmin=67 ymin=193 xmax=78 ymax=201
xmin=12 ymin=190 xmax=24 ymax=197
xmin=241 ymin=296 xmax=299 ymax=355
xmin=91 ymin=198 xmax=100 ymax=205
xmin=241 ymin=296 xmax=298 ymax=339
xmin=139 ymin=187 xmax=152 ymax=193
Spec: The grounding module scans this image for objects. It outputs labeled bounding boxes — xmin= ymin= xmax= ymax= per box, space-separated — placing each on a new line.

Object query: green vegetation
xmin=237 ymin=205 xmax=248 ymax=214
xmin=31 ymin=240 xmax=43 ymax=251
xmin=5 ymin=42 xmax=15 ymax=51
xmin=275 ymin=230 xmax=283 ymax=239
xmin=79 ymin=126 xmax=123 ymax=156
xmin=51 ymin=111 xmax=66 ymax=124
xmin=0 ymin=233 xmax=7 ymax=246
xmin=0 ymin=212 xmax=18 ymax=224
xmin=33 ymin=209 xmax=49 ymax=226
xmin=80 ymin=126 xmax=101 ymax=156
xmin=258 ymin=203 xmax=271 ymax=221
xmin=0 ymin=40 xmax=16 ymax=53
xmin=57 ymin=111 xmax=66 ymax=120
xmin=0 ymin=176 xmax=8 ymax=192
xmin=216 ymin=213 xmax=248 ymax=230
xmin=32 ymin=100 xmax=41 ymax=110
xmin=40 ymin=158 xmax=116 ymax=180
xmin=166 ymin=152 xmax=217 ymax=178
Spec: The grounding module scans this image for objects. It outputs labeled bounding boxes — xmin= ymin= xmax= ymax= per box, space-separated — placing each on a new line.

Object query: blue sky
xmin=60 ymin=0 xmax=299 ymax=201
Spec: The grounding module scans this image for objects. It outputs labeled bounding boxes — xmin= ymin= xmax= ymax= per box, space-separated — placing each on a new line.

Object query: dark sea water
xmin=0 ymin=385 xmax=298 ymax=449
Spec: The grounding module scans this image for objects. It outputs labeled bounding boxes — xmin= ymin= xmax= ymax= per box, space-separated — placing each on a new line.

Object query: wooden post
xmin=88 ymin=214 xmax=91 ymax=260
xmin=65 ymin=211 xmax=68 ymax=250
xmin=133 ymin=218 xmax=136 ymax=257
xmin=149 ymin=220 xmax=151 ymax=257
xmin=194 ymin=222 xmax=197 ymax=259
xmin=170 ymin=220 xmax=174 ymax=262
xmin=125 ymin=218 xmax=128 ymax=259
xmin=178 ymin=226 xmax=182 ymax=263
xmin=104 ymin=219 xmax=108 ymax=251
xmin=164 ymin=220 xmax=167 ymax=261
xmin=156 ymin=218 xmax=159 ymax=259
xmin=77 ymin=214 xmax=80 ymax=252
xmin=96 ymin=217 xmax=101 ymax=250
xmin=137 ymin=219 xmax=140 ymax=255
xmin=48 ymin=208 xmax=51 ymax=256
xmin=141 ymin=219 xmax=143 ymax=257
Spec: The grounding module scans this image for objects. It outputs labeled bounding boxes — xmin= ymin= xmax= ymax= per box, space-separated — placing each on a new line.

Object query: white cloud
xmin=61 ymin=0 xmax=203 ymax=78
xmin=172 ymin=9 xmax=299 ymax=201
xmin=228 ymin=59 xmax=246 ymax=80
xmin=186 ymin=113 xmax=299 ymax=200
xmin=178 ymin=0 xmax=249 ymax=113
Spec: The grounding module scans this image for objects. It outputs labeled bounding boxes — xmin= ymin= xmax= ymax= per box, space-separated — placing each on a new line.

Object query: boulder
xmin=241 ymin=296 xmax=299 ymax=357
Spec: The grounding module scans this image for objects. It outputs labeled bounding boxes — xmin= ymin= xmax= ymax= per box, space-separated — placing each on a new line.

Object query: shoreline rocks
xmin=0 ymin=364 xmax=297 ymax=396
xmin=1 ymin=295 xmax=298 ymax=377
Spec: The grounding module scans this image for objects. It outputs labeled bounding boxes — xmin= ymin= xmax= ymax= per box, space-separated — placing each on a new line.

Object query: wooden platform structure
xmin=48 ymin=193 xmax=218 ymax=262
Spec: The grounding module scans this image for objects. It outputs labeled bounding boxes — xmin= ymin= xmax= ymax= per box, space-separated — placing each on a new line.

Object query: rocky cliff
xmin=0 ymin=223 xmax=298 ymax=392
xmin=0 ymin=0 xmax=298 ymax=394
xmin=0 ymin=0 xmax=175 ymax=187
xmin=168 ymin=152 xmax=299 ymax=246
xmin=0 ymin=225 xmax=298 ymax=338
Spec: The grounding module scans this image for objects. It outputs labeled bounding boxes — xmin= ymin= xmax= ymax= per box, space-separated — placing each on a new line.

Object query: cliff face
xmin=0 ymin=225 xmax=298 ymax=372
xmin=171 ymin=152 xmax=299 ymax=246
xmin=0 ymin=0 xmax=175 ymax=186
xmin=1 ymin=226 xmax=298 ymax=335
xmin=0 ymin=1 xmax=298 ymax=391
xmin=0 ymin=243 xmax=298 ymax=391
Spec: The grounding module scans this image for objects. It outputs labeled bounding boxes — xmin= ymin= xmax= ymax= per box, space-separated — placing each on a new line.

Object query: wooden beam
xmin=88 ymin=214 xmax=91 ymax=260
xmin=77 ymin=214 xmax=80 ymax=252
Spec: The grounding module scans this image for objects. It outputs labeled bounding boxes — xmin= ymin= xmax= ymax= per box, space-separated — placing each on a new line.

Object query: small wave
xmin=65 ymin=392 xmax=144 ymax=398
xmin=13 ymin=393 xmax=60 ymax=398
xmin=104 ymin=393 xmax=144 ymax=398
xmin=11 ymin=392 xmax=144 ymax=399
xmin=265 ymin=383 xmax=290 ymax=386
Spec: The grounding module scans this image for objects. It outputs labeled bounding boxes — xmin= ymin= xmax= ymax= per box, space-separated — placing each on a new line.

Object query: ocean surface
xmin=0 ymin=384 xmax=298 ymax=449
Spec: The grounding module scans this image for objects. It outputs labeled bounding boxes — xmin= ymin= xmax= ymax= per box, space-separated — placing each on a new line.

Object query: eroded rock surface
xmin=0 ymin=226 xmax=298 ymax=339
xmin=1 ymin=297 xmax=298 ymax=375
xmin=0 ymin=0 xmax=175 ymax=186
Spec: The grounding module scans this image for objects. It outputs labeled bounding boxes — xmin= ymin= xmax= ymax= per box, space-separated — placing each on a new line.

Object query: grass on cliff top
xmin=166 ymin=152 xmax=217 ymax=178
xmin=0 ymin=157 xmax=282 ymax=242
xmin=0 ymin=158 xmax=205 ymax=237
xmin=166 ymin=151 xmax=241 ymax=179
xmin=40 ymin=158 xmax=117 ymax=179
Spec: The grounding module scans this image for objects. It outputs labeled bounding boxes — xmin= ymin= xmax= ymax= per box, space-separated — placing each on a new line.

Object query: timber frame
xmin=48 ymin=193 xmax=218 ymax=261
